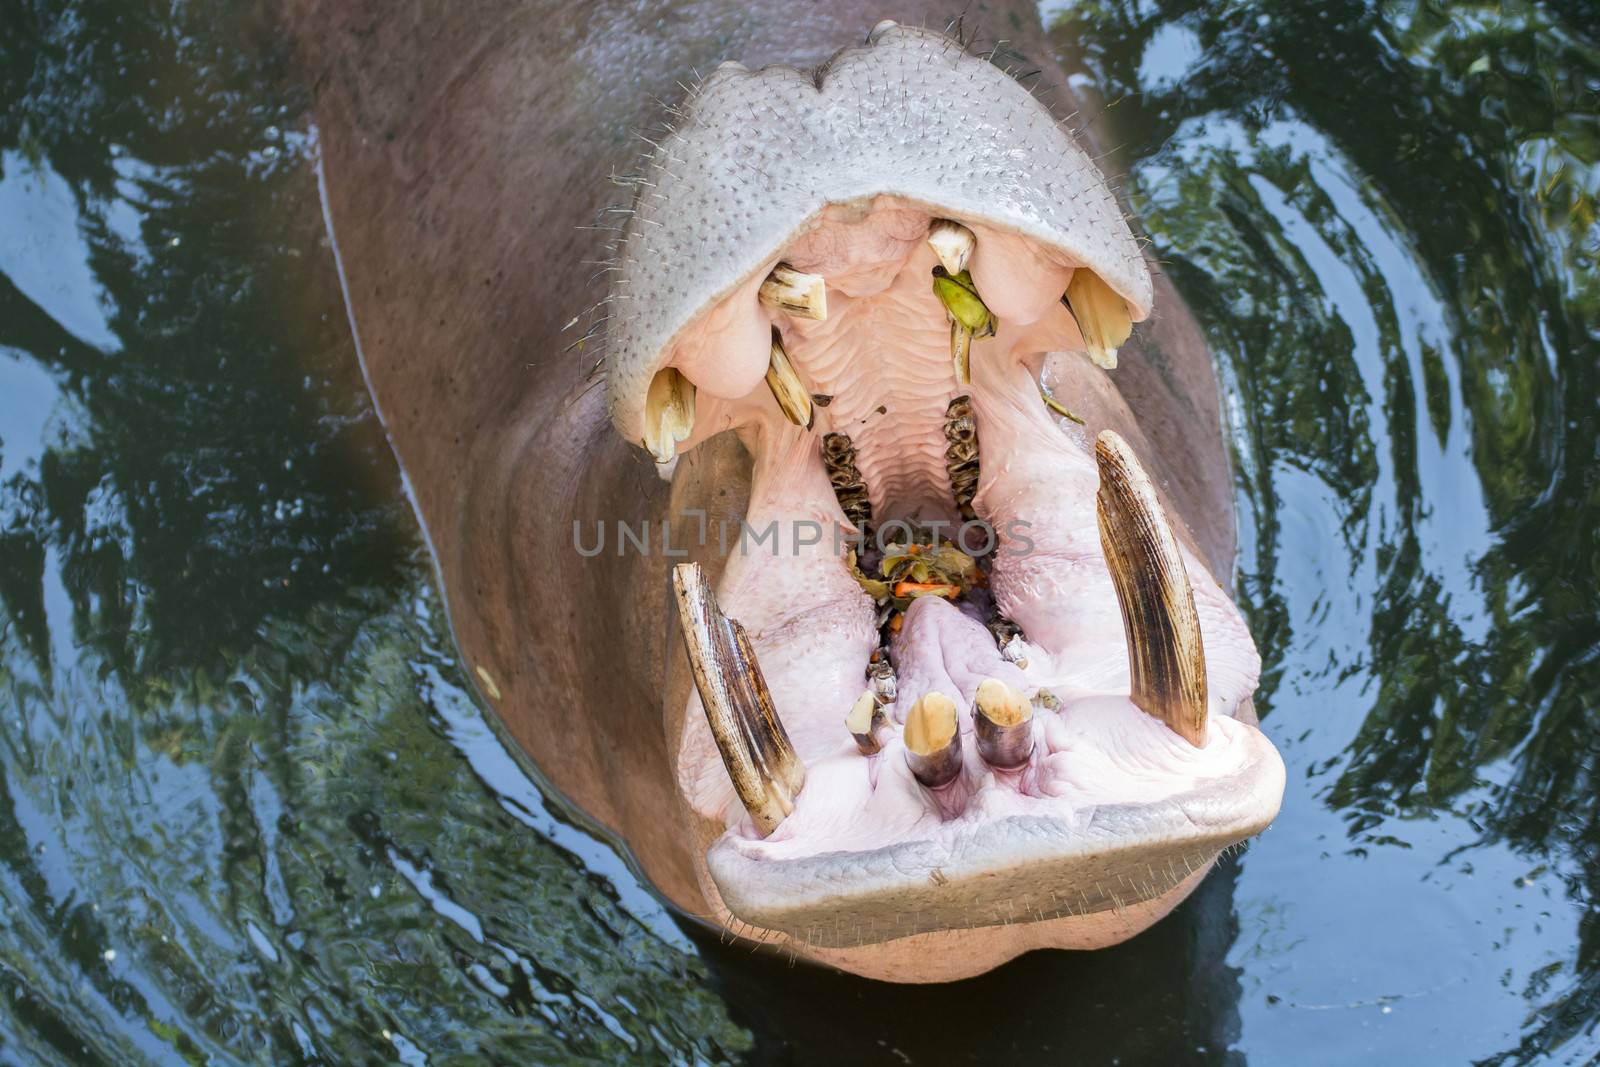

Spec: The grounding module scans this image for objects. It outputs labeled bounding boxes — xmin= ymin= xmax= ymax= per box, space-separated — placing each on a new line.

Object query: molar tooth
xmin=974 ymin=678 xmax=1035 ymax=769
xmin=671 ymin=563 xmax=805 ymax=833
xmin=765 ymin=329 xmax=814 ymax=428
xmin=1063 ymin=269 xmax=1133 ymax=370
xmin=846 ymin=690 xmax=890 ymax=756
xmin=1094 ymin=430 xmax=1209 ymax=747
xmin=822 ymin=432 xmax=872 ymax=528
xmin=758 ymin=264 xmax=827 ymax=320
xmin=927 ymin=219 xmax=976 ymax=276
xmin=643 ymin=367 xmax=696 ymax=463
xmin=943 ymin=395 xmax=980 ymax=522
xmin=903 ymin=692 xmax=963 ymax=788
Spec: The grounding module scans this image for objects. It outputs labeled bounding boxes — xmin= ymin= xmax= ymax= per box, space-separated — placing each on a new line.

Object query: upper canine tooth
xmin=1093 ymin=430 xmax=1208 ymax=747
xmin=973 ymin=678 xmax=1034 ymax=769
xmin=671 ymin=563 xmax=805 ymax=833
xmin=643 ymin=367 xmax=695 ymax=463
xmin=765 ymin=329 xmax=814 ymax=428
xmin=927 ymin=219 xmax=976 ymax=276
xmin=846 ymin=690 xmax=890 ymax=756
xmin=903 ymin=692 xmax=963 ymax=788
xmin=1063 ymin=269 xmax=1133 ymax=370
xmin=759 ymin=264 xmax=827 ymax=320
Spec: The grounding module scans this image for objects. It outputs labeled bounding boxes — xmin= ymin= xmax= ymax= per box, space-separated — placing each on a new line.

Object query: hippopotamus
xmin=290 ymin=0 xmax=1285 ymax=982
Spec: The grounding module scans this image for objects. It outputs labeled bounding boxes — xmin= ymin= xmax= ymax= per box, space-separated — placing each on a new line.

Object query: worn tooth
xmin=671 ymin=563 xmax=805 ymax=833
xmin=867 ymin=657 xmax=898 ymax=704
xmin=1063 ymin=269 xmax=1133 ymax=370
xmin=822 ymin=432 xmax=872 ymax=528
xmin=758 ymin=263 xmax=827 ymax=320
xmin=973 ymin=678 xmax=1034 ymax=769
xmin=903 ymin=692 xmax=963 ymax=788
xmin=943 ymin=395 xmax=980 ymax=522
xmin=643 ymin=367 xmax=695 ymax=463
xmin=765 ymin=329 xmax=814 ymax=428
xmin=927 ymin=219 xmax=976 ymax=276
xmin=1094 ymin=430 xmax=1208 ymax=746
xmin=846 ymin=691 xmax=890 ymax=756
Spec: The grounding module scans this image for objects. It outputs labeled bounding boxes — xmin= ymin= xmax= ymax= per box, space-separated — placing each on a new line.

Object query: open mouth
xmin=606 ymin=24 xmax=1284 ymax=954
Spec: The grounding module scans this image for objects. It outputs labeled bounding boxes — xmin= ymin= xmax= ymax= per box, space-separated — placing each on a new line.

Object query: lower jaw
xmin=663 ymin=397 xmax=1279 ymax=956
xmin=705 ymin=864 xmax=1215 ymax=985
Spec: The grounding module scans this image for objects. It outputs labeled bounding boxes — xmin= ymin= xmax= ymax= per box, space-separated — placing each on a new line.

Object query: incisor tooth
xmin=1094 ymin=430 xmax=1208 ymax=747
xmin=927 ymin=219 xmax=975 ymax=275
xmin=758 ymin=264 xmax=827 ymax=320
xmin=643 ymin=367 xmax=695 ymax=463
xmin=765 ymin=329 xmax=814 ymax=428
xmin=973 ymin=678 xmax=1034 ymax=769
xmin=846 ymin=690 xmax=890 ymax=756
xmin=903 ymin=692 xmax=963 ymax=788
xmin=671 ymin=563 xmax=805 ymax=833
xmin=1063 ymin=269 xmax=1133 ymax=370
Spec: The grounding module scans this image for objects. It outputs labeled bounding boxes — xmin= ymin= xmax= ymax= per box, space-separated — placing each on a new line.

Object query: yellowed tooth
xmin=973 ymin=678 xmax=1034 ymax=769
xmin=846 ymin=690 xmax=890 ymax=756
xmin=904 ymin=691 xmax=963 ymax=788
xmin=643 ymin=367 xmax=695 ymax=463
xmin=1062 ymin=269 xmax=1133 ymax=370
xmin=765 ymin=329 xmax=814 ymax=429
xmin=759 ymin=264 xmax=828 ymax=320
xmin=927 ymin=219 xmax=976 ymax=276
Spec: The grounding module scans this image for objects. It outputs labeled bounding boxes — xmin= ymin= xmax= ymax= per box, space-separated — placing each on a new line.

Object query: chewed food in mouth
xmin=605 ymin=22 xmax=1284 ymax=960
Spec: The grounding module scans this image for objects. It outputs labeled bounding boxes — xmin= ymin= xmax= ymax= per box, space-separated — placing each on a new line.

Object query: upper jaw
xmin=604 ymin=22 xmax=1151 ymax=450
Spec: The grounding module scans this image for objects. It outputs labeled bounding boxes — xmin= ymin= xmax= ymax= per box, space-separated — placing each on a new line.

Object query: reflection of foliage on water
xmin=0 ymin=1 xmax=750 ymax=1062
xmin=1 ymin=0 xmax=405 ymax=690
xmin=1057 ymin=0 xmax=1598 ymax=1059
xmin=0 ymin=574 xmax=750 ymax=1063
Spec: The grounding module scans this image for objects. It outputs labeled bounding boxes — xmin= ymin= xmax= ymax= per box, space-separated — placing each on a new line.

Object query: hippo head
xmin=602 ymin=24 xmax=1285 ymax=978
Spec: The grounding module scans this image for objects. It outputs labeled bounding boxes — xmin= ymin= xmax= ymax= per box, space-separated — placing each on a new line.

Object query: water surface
xmin=0 ymin=0 xmax=1596 ymax=1062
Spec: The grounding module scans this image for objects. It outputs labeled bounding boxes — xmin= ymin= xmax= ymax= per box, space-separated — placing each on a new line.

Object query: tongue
xmin=888 ymin=596 xmax=1028 ymax=716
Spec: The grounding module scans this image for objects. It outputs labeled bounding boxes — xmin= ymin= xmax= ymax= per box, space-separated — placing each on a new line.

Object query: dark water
xmin=0 ymin=0 xmax=1595 ymax=1062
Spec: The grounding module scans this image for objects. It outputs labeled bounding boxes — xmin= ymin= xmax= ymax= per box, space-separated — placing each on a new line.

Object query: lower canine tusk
xmin=1093 ymin=431 xmax=1208 ymax=746
xmin=903 ymin=692 xmax=963 ymax=788
xmin=671 ymin=563 xmax=806 ymax=833
xmin=973 ymin=678 xmax=1034 ymax=768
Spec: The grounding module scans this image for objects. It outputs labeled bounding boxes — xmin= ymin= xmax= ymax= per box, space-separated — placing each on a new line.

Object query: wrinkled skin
xmin=290 ymin=1 xmax=1272 ymax=981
